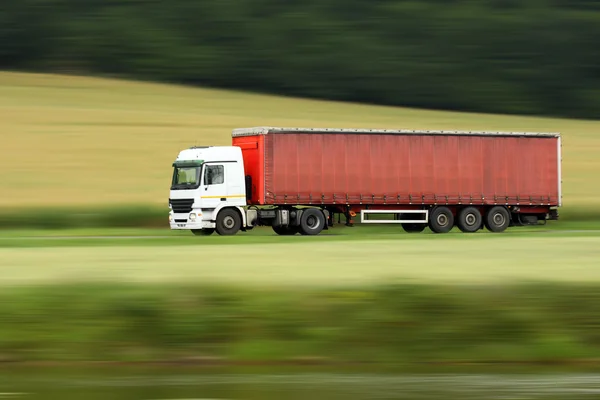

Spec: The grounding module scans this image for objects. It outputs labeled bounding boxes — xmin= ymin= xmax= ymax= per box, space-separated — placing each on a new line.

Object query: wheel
xmin=457 ymin=207 xmax=482 ymax=233
xmin=401 ymin=223 xmax=426 ymax=233
xmin=272 ymin=225 xmax=298 ymax=235
xmin=428 ymin=206 xmax=454 ymax=233
xmin=299 ymin=208 xmax=326 ymax=235
xmin=192 ymin=228 xmax=215 ymax=236
xmin=400 ymin=212 xmax=426 ymax=233
xmin=484 ymin=206 xmax=510 ymax=233
xmin=215 ymin=209 xmax=242 ymax=236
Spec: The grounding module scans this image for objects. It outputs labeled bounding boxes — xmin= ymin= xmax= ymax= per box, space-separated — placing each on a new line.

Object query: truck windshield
xmin=171 ymin=166 xmax=201 ymax=189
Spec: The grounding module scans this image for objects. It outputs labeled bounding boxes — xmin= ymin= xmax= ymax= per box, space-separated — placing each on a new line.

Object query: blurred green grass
xmin=0 ymin=205 xmax=167 ymax=230
xmin=1 ymin=232 xmax=599 ymax=286
xmin=1 ymin=71 xmax=599 ymax=214
xmin=1 ymin=204 xmax=599 ymax=231
xmin=1 ymin=220 xmax=600 ymax=247
xmin=2 ymin=282 xmax=600 ymax=364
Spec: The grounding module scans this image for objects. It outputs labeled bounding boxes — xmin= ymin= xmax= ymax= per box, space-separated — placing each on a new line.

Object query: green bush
xmin=2 ymin=283 xmax=600 ymax=363
xmin=2 ymin=0 xmax=600 ymax=118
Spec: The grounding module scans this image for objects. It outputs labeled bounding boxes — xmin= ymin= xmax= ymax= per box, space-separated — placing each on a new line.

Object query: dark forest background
xmin=3 ymin=0 xmax=600 ymax=118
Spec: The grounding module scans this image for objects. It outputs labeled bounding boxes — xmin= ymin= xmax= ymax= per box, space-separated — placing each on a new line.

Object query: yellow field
xmin=1 ymin=71 xmax=599 ymax=207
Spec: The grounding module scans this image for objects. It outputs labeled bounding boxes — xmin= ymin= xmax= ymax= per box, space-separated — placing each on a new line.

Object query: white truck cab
xmin=169 ymin=146 xmax=249 ymax=235
xmin=169 ymin=142 xmax=330 ymax=237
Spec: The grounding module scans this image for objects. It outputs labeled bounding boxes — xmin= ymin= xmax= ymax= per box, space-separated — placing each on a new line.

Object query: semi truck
xmin=169 ymin=127 xmax=561 ymax=236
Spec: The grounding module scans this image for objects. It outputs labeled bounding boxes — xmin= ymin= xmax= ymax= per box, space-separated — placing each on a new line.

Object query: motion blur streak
xmin=2 ymin=0 xmax=600 ymax=398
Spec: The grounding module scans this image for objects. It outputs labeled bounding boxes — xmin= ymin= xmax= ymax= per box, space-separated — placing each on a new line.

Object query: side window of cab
xmin=204 ymin=165 xmax=224 ymax=185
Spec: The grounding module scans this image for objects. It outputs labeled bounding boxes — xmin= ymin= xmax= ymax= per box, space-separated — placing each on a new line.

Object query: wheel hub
xmin=465 ymin=213 xmax=477 ymax=226
xmin=223 ymin=216 xmax=235 ymax=229
xmin=306 ymin=215 xmax=318 ymax=229
xmin=437 ymin=214 xmax=448 ymax=226
xmin=493 ymin=213 xmax=505 ymax=225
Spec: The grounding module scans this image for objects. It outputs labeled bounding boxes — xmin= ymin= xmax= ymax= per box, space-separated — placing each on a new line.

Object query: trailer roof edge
xmin=231 ymin=127 xmax=561 ymax=138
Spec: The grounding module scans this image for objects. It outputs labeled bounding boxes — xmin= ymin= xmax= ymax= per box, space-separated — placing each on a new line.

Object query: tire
xmin=400 ymin=212 xmax=426 ymax=233
xmin=484 ymin=206 xmax=510 ymax=233
xmin=192 ymin=228 xmax=214 ymax=236
xmin=215 ymin=209 xmax=242 ymax=236
xmin=299 ymin=208 xmax=326 ymax=236
xmin=428 ymin=206 xmax=454 ymax=234
xmin=401 ymin=223 xmax=426 ymax=233
xmin=272 ymin=225 xmax=298 ymax=235
xmin=457 ymin=207 xmax=482 ymax=233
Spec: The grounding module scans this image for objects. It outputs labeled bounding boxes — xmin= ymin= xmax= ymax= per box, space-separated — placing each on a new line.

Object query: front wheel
xmin=215 ymin=209 xmax=242 ymax=236
xmin=192 ymin=228 xmax=215 ymax=236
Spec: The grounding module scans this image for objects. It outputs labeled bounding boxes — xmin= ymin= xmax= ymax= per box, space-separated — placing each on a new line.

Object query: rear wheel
xmin=299 ymin=208 xmax=326 ymax=235
xmin=192 ymin=228 xmax=214 ymax=236
xmin=457 ymin=207 xmax=482 ymax=233
xmin=272 ymin=225 xmax=298 ymax=235
xmin=484 ymin=206 xmax=510 ymax=233
xmin=215 ymin=209 xmax=242 ymax=236
xmin=428 ymin=206 xmax=454 ymax=233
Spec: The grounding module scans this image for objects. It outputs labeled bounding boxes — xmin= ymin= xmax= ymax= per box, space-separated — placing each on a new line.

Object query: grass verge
xmin=1 ymin=204 xmax=599 ymax=230
xmin=2 ymin=283 xmax=600 ymax=366
xmin=0 ymin=205 xmax=167 ymax=230
xmin=1 ymin=233 xmax=600 ymax=286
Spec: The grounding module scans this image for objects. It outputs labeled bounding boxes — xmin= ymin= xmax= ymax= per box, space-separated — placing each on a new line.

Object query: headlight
xmin=168 ymin=214 xmax=172 ymax=222
xmin=189 ymin=213 xmax=196 ymax=221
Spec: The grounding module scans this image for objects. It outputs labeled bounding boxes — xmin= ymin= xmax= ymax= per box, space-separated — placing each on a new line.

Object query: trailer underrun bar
xmin=360 ymin=209 xmax=429 ymax=224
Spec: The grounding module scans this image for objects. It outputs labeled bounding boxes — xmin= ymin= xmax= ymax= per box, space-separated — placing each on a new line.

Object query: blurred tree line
xmin=2 ymin=0 xmax=600 ymax=118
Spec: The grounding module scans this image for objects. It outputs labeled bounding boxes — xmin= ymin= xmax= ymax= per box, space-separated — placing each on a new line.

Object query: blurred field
xmin=4 ymin=279 xmax=600 ymax=364
xmin=2 ymin=232 xmax=599 ymax=286
xmin=1 ymin=71 xmax=599 ymax=209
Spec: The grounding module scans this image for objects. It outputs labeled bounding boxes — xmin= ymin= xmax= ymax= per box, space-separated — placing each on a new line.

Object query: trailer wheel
xmin=457 ymin=207 xmax=482 ymax=233
xmin=215 ymin=208 xmax=242 ymax=236
xmin=428 ymin=206 xmax=454 ymax=233
xmin=272 ymin=225 xmax=298 ymax=235
xmin=192 ymin=228 xmax=214 ymax=236
xmin=299 ymin=208 xmax=325 ymax=235
xmin=484 ymin=206 xmax=510 ymax=233
xmin=401 ymin=223 xmax=426 ymax=233
xmin=399 ymin=212 xmax=426 ymax=233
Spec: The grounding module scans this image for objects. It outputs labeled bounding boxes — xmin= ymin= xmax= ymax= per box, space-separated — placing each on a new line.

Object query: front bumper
xmin=169 ymin=213 xmax=215 ymax=230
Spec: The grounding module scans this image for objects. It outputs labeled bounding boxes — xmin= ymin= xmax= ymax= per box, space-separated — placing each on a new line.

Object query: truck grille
xmin=169 ymin=198 xmax=194 ymax=213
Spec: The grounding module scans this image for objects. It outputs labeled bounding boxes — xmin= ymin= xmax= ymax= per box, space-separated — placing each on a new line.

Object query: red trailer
xmin=230 ymin=127 xmax=561 ymax=235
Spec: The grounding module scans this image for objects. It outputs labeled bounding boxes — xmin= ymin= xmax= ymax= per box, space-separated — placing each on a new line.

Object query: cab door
xmin=225 ymin=161 xmax=247 ymax=207
xmin=200 ymin=163 xmax=225 ymax=209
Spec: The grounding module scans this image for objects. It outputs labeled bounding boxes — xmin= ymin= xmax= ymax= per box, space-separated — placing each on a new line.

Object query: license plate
xmin=177 ymin=223 xmax=186 ymax=228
